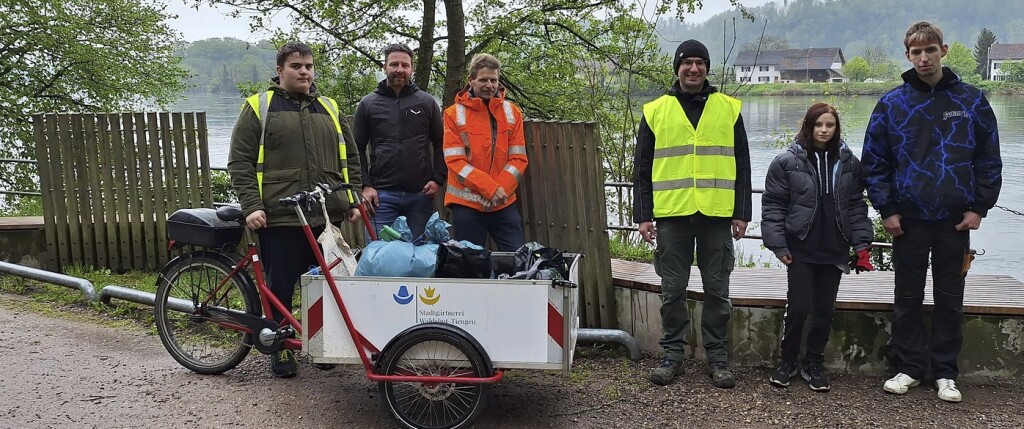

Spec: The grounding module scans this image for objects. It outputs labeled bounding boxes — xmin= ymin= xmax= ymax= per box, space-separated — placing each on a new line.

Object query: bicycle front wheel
xmin=378 ymin=326 xmax=490 ymax=429
xmin=154 ymin=251 xmax=260 ymax=374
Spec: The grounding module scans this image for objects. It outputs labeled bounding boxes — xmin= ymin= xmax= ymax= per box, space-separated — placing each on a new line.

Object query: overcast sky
xmin=165 ymin=0 xmax=774 ymax=42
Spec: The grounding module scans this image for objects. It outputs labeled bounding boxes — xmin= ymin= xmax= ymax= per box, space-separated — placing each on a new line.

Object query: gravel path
xmin=2 ymin=293 xmax=1022 ymax=428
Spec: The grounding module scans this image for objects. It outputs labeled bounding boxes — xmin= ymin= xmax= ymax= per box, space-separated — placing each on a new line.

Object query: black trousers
xmin=891 ymin=217 xmax=970 ymax=380
xmin=781 ymin=261 xmax=842 ymax=365
xmin=257 ymin=225 xmax=324 ymax=322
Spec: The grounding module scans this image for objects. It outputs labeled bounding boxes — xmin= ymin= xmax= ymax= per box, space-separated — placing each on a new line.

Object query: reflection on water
xmin=176 ymin=93 xmax=1024 ymax=280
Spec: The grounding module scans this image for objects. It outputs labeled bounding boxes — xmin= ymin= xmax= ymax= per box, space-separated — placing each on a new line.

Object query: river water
xmin=174 ymin=93 xmax=1024 ymax=280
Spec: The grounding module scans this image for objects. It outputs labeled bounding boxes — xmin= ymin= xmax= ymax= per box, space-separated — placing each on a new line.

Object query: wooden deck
xmin=0 ymin=216 xmax=44 ymax=231
xmin=611 ymin=259 xmax=1024 ymax=316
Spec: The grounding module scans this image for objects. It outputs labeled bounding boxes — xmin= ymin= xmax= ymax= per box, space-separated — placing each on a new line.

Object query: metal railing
xmin=604 ymin=181 xmax=895 ymax=250
xmin=0 ymin=158 xmax=41 ymax=197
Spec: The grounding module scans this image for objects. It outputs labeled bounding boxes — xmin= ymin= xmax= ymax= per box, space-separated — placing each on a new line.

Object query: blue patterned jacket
xmin=861 ymin=67 xmax=1001 ymax=220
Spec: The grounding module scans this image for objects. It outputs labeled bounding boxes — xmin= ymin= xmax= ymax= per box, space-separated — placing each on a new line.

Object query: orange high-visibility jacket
xmin=442 ymin=88 xmax=529 ymax=212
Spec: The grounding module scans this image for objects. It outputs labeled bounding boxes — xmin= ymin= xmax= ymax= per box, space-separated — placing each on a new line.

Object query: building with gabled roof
xmin=988 ymin=43 xmax=1024 ymax=81
xmin=733 ymin=48 xmax=847 ymax=84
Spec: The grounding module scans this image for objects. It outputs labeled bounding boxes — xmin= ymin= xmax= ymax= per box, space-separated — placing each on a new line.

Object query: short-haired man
xmin=228 ymin=41 xmax=361 ymax=378
xmin=354 ymin=44 xmax=446 ymax=239
xmin=633 ymin=39 xmax=752 ymax=388
xmin=862 ymin=21 xmax=1001 ymax=403
xmin=441 ymin=54 xmax=528 ymax=250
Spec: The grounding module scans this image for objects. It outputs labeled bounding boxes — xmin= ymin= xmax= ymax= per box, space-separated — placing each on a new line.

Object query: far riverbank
xmin=727 ymin=80 xmax=1024 ymax=96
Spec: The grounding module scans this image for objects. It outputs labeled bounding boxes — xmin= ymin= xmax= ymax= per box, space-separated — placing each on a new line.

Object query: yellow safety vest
xmin=244 ymin=91 xmax=355 ymax=204
xmin=643 ymin=92 xmax=741 ymax=218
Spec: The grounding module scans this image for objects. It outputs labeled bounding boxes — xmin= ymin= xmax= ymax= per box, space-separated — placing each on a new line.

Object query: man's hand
xmin=245 ymin=210 xmax=267 ymax=230
xmin=778 ymin=254 xmax=792 ymax=265
xmin=346 ymin=208 xmax=361 ymax=223
xmin=491 ymin=187 xmax=508 ymax=206
xmin=883 ymin=214 xmax=903 ymax=237
xmin=362 ymin=186 xmax=379 ymax=215
xmin=955 ymin=211 xmax=982 ymax=231
xmin=422 ymin=181 xmax=440 ymax=197
xmin=639 ymin=221 xmax=657 ymax=245
xmin=732 ymin=220 xmax=748 ymax=240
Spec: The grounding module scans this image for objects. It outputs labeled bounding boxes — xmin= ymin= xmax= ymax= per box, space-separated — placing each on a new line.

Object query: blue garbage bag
xmin=354 ymin=213 xmax=451 ymax=277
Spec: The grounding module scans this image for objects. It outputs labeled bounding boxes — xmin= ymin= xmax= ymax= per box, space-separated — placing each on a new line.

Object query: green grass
xmin=0 ymin=266 xmax=159 ymax=330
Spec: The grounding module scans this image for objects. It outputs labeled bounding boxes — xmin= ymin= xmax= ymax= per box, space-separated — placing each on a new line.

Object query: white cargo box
xmin=300 ymin=253 xmax=580 ymax=373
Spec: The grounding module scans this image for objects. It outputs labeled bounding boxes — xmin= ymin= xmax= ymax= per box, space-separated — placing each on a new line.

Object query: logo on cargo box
xmin=392 ymin=285 xmax=414 ymax=305
xmin=419 ymin=287 xmax=440 ymax=305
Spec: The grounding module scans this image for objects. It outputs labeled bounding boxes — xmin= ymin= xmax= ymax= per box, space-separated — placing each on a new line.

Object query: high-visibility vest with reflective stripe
xmin=643 ymin=92 xmax=741 ymax=218
xmin=244 ymin=91 xmax=355 ymax=204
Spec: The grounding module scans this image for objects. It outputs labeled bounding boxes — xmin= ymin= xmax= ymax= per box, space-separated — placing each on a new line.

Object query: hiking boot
xmin=649 ymin=359 xmax=684 ymax=386
xmin=936 ymin=378 xmax=962 ymax=403
xmin=800 ymin=363 xmax=830 ymax=392
xmin=883 ymin=373 xmax=920 ymax=394
xmin=769 ymin=361 xmax=799 ymax=388
xmin=706 ymin=361 xmax=736 ymax=389
xmin=270 ymin=349 xmax=298 ymax=378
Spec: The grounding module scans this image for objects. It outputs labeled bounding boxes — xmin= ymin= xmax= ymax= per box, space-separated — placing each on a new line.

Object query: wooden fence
xmin=518 ymin=120 xmax=614 ymax=328
xmin=33 ymin=112 xmax=211 ymax=271
xmin=31 ymin=113 xmax=615 ymax=328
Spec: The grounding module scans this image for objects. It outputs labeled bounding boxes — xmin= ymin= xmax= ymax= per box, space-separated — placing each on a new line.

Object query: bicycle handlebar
xmin=278 ymin=182 xmax=358 ymax=208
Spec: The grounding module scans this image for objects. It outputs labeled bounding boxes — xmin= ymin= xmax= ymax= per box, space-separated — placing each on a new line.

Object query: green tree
xmin=1003 ymin=61 xmax=1024 ymax=83
xmin=945 ymin=41 xmax=980 ymax=81
xmin=973 ymin=28 xmax=997 ymax=78
xmin=198 ymin=0 xmax=714 ymax=110
xmin=842 ymin=56 xmax=872 ymax=82
xmin=0 ymin=0 xmax=188 ymax=209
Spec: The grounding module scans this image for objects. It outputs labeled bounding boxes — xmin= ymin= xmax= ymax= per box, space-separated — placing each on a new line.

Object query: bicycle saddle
xmin=216 ymin=204 xmax=244 ymax=222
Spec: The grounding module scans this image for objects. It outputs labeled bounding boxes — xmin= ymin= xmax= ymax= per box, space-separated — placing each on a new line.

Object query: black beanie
xmin=673 ymin=39 xmax=710 ymax=72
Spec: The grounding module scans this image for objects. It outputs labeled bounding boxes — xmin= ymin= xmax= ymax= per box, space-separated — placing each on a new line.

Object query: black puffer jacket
xmin=761 ymin=141 xmax=872 ymax=257
xmin=353 ymin=80 xmax=446 ymax=192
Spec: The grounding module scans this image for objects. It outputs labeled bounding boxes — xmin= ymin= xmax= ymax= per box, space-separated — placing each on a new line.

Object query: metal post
xmin=0 ymin=261 xmax=97 ymax=301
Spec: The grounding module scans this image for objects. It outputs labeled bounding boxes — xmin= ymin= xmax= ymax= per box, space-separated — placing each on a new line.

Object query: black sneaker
xmin=706 ymin=361 xmax=736 ymax=389
xmin=801 ymin=363 xmax=830 ymax=392
xmin=770 ymin=361 xmax=799 ymax=388
xmin=271 ymin=349 xmax=298 ymax=378
xmin=649 ymin=359 xmax=684 ymax=386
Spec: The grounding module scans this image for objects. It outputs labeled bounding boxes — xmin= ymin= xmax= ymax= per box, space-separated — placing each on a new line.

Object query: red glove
xmin=851 ymin=249 xmax=874 ymax=274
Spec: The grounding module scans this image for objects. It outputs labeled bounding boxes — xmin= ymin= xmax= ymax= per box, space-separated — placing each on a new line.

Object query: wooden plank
xmin=522 ymin=121 xmax=549 ymax=246
xmin=148 ymin=112 xmax=170 ymax=268
xmin=553 ymin=122 xmax=595 ymax=327
xmin=134 ymin=112 xmax=156 ymax=270
xmin=517 ymin=121 xmax=536 ymax=243
xmin=584 ymin=123 xmax=616 ymax=328
xmin=82 ymin=114 xmax=108 ymax=268
xmin=172 ymin=113 xmax=189 ymax=211
xmin=184 ymin=112 xmax=202 ymax=208
xmin=70 ymin=114 xmax=97 ymax=268
xmin=196 ymin=112 xmax=212 ymax=206
xmin=109 ymin=114 xmax=131 ymax=271
xmin=32 ymin=114 xmax=60 ymax=269
xmin=121 ymin=113 xmax=144 ymax=270
xmin=97 ymin=114 xmax=120 ymax=268
xmin=610 ymin=260 xmax=1024 ymax=316
xmin=57 ymin=114 xmax=83 ymax=267
xmin=160 ymin=112 xmax=178 ymax=212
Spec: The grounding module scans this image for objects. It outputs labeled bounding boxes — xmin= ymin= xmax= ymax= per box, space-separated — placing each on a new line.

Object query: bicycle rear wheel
xmin=154 ymin=251 xmax=260 ymax=374
xmin=378 ymin=326 xmax=490 ymax=429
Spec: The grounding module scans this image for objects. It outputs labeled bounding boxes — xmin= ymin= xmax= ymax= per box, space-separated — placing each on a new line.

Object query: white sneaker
xmin=936 ymin=378 xmax=962 ymax=402
xmin=883 ymin=373 xmax=920 ymax=394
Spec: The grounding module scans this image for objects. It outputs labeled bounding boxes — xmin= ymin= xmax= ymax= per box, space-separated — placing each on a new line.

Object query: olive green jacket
xmin=228 ymin=84 xmax=361 ymax=227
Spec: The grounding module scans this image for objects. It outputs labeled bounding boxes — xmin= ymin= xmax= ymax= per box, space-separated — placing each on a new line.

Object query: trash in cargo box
xmin=354 ymin=213 xmax=450 ymax=277
xmin=500 ymin=242 xmax=568 ymax=280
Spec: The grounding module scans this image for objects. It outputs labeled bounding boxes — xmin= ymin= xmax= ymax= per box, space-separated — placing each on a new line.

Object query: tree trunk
xmin=442 ymin=0 xmax=466 ymax=109
xmin=415 ymin=0 xmax=436 ymax=91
